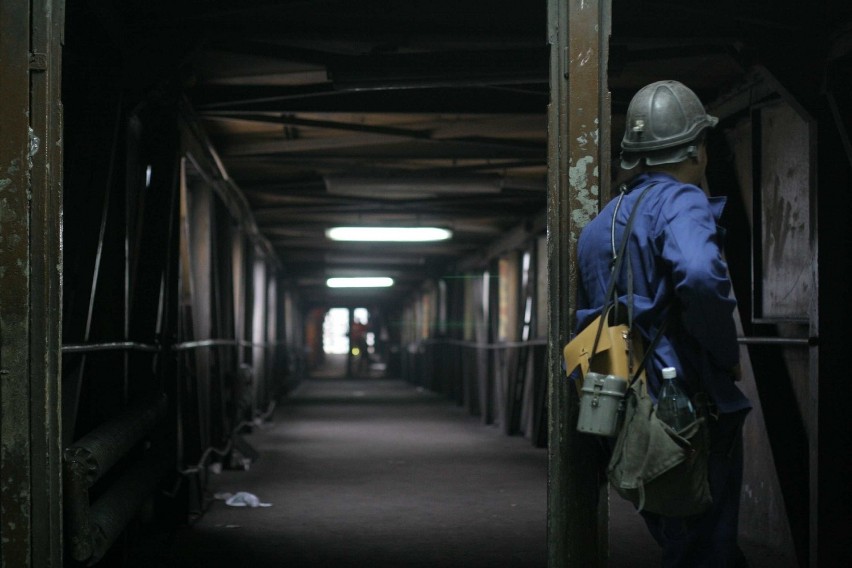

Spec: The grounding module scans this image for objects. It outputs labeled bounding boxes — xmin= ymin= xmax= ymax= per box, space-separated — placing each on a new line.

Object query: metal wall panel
xmin=726 ymin=116 xmax=799 ymax=564
xmin=758 ymin=102 xmax=814 ymax=321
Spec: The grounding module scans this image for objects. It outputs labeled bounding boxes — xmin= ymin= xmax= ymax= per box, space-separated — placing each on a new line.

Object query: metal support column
xmin=29 ymin=0 xmax=65 ymax=565
xmin=1 ymin=0 xmax=64 ymax=564
xmin=547 ymin=0 xmax=611 ymax=566
xmin=0 ymin=1 xmax=35 ymax=563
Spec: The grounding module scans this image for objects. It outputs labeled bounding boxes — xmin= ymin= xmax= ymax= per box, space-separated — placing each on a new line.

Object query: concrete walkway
xmin=174 ymin=378 xmax=543 ymax=567
xmin=171 ymin=369 xmax=665 ymax=567
xmin=161 ymin=349 xmax=798 ymax=568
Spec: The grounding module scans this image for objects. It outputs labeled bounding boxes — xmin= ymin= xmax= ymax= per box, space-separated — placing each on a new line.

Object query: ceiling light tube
xmin=326 ymin=277 xmax=394 ymax=288
xmin=326 ymin=227 xmax=452 ymax=242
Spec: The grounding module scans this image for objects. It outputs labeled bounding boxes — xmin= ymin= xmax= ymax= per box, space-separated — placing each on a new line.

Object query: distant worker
xmin=349 ymin=316 xmax=370 ymax=378
xmin=575 ymin=80 xmax=752 ymax=566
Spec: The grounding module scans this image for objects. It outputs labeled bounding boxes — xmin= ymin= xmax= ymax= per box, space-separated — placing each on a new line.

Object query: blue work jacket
xmin=576 ymin=172 xmax=750 ymax=414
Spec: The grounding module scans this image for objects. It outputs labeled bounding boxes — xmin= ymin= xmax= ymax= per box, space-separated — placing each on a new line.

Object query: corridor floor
xmin=172 ymin=372 xmax=663 ymax=568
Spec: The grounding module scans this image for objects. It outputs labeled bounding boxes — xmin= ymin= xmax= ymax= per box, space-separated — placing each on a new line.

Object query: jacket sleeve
xmin=656 ymin=185 xmax=740 ymax=371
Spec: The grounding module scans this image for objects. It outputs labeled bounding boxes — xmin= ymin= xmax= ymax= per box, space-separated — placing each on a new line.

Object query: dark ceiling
xmin=184 ymin=1 xmax=551 ymax=307
xmin=72 ymin=0 xmax=850 ymax=307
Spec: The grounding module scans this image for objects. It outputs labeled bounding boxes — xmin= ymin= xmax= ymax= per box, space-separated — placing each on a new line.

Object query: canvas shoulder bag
xmin=606 ymin=366 xmax=712 ymax=517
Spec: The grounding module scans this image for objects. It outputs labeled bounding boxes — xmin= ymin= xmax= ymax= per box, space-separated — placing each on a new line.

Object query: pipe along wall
xmin=63 ymin=395 xmax=170 ymax=565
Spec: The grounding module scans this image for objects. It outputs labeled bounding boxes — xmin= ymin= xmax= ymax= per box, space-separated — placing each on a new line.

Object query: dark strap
xmin=628 ymin=305 xmax=673 ymax=387
xmin=590 ymin=183 xmax=657 ymax=357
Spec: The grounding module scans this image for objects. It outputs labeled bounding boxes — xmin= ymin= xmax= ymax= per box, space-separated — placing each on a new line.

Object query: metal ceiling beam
xmin=193 ymin=85 xmax=548 ymax=113
xmin=220 ymin=133 xmax=544 ymax=158
xmin=206 ymin=38 xmax=340 ymax=66
xmin=206 ymin=112 xmax=546 ymax=146
xmin=204 ymin=112 xmax=435 ymax=140
xmin=322 ymin=174 xmax=544 ymax=197
xmin=269 ymin=240 xmax=480 ymax=254
xmin=215 ymin=32 xmax=543 ymax=54
xmin=223 ymin=132 xmax=404 ymax=155
xmin=252 ymin=199 xmax=540 ymax=219
xmin=328 ymin=47 xmax=548 ymax=90
xmin=205 ymin=40 xmax=549 ymax=89
xmin=455 ymin=212 xmax=547 ymax=271
xmin=277 ymin=265 xmax=429 ymax=279
xmin=227 ymin=158 xmax=547 ymax=180
xmin=223 ymin=147 xmax=546 ymax=163
xmin=255 ymin=213 xmax=516 ymax=230
xmin=278 ymin=251 xmax=433 ymax=264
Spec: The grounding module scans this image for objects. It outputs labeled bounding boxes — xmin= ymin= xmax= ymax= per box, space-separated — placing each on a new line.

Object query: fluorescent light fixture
xmin=326 ymin=277 xmax=394 ymax=288
xmin=326 ymin=227 xmax=452 ymax=242
xmin=325 ymin=253 xmax=426 ymax=265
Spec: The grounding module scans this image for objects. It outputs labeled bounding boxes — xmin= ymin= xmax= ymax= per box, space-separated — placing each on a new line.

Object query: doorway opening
xmin=320 ymin=307 xmax=379 ymax=378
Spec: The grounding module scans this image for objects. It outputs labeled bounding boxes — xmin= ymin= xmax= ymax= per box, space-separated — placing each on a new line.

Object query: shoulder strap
xmin=590 ymin=182 xmax=656 ymax=357
xmin=628 ymin=305 xmax=673 ymax=387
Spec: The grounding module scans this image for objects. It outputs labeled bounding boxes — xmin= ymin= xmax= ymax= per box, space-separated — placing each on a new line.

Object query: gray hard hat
xmin=620 ymin=80 xmax=718 ymax=170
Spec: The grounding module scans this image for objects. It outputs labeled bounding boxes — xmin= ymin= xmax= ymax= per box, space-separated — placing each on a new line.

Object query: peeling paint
xmin=0 ymin=179 xmax=11 ymax=192
xmin=28 ymin=127 xmax=40 ymax=170
xmin=569 ymin=155 xmax=594 ymax=189
xmin=575 ymin=130 xmax=599 ymax=149
xmin=568 ymin=155 xmax=600 ymax=227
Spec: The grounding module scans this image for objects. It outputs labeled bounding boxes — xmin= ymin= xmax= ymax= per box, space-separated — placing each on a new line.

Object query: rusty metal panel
xmin=751 ymin=91 xmax=820 ymax=566
xmin=0 ymin=0 xmax=34 ymax=564
xmin=757 ymin=101 xmax=814 ymax=321
xmin=726 ymin=117 xmax=799 ymax=564
xmin=547 ymin=0 xmax=611 ymax=566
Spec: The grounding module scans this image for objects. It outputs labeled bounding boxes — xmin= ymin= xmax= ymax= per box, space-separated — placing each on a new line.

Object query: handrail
xmin=61 ymin=341 xmax=159 ymax=354
xmin=171 ymin=339 xmax=287 ymax=350
xmin=414 ymin=336 xmax=813 ymax=349
xmin=62 ymin=339 xmax=291 ymax=354
xmin=737 ymin=336 xmax=813 ymax=346
xmin=416 ymin=338 xmax=548 ymax=350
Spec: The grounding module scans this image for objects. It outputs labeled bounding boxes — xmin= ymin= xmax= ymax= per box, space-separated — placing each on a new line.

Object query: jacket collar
xmin=628 ymin=172 xmax=726 ymax=222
